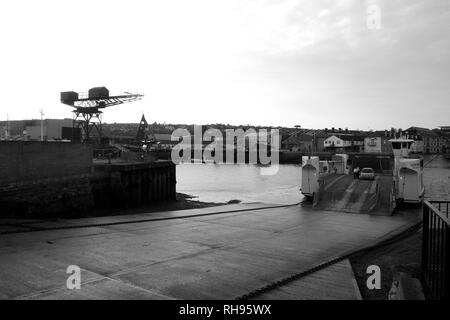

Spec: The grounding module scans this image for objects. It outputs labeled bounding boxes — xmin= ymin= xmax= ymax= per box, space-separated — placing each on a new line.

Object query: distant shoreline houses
xmin=281 ymin=126 xmax=450 ymax=155
xmin=404 ymin=126 xmax=447 ymax=154
xmin=1 ymin=119 xmax=449 ymax=155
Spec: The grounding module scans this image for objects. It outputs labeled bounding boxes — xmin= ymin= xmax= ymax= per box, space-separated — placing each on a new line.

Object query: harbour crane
xmin=60 ymin=87 xmax=144 ymax=143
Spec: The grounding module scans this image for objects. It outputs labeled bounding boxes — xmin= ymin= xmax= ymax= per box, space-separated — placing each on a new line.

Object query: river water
xmin=176 ymin=163 xmax=303 ymax=205
xmin=176 ymin=156 xmax=450 ymax=205
xmin=423 ymin=155 xmax=450 ymax=201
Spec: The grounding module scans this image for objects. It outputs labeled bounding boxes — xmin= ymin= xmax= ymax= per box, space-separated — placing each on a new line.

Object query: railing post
xmin=422 ymin=203 xmax=429 ymax=283
xmin=445 ymin=224 xmax=450 ymax=300
xmin=423 ymin=201 xmax=450 ymax=300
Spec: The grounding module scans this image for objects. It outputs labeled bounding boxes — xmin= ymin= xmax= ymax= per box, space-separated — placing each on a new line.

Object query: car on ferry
xmin=359 ymin=168 xmax=375 ymax=180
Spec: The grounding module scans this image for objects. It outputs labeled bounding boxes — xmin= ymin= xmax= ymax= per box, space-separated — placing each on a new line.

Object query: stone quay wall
xmin=0 ymin=141 xmax=176 ymax=218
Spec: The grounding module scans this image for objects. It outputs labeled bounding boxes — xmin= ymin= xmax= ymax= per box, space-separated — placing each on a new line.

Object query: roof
xmin=364 ymin=130 xmax=391 ymax=137
xmin=407 ymin=126 xmax=430 ymax=131
xmin=325 ymin=134 xmax=362 ymax=142
xmin=406 ymin=126 xmax=439 ymax=137
xmin=389 ymin=138 xmax=414 ymax=143
xmin=282 ymin=129 xmax=331 ymax=142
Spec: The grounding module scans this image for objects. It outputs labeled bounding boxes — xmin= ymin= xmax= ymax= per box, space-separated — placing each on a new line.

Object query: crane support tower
xmin=60 ymin=87 xmax=144 ymax=143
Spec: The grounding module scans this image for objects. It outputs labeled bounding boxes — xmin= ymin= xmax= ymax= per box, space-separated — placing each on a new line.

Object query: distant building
xmin=0 ymin=120 xmax=26 ymax=140
xmin=152 ymin=133 xmax=179 ymax=150
xmin=438 ymin=126 xmax=450 ymax=153
xmin=281 ymin=129 xmax=330 ymax=153
xmin=314 ymin=131 xmax=333 ymax=152
xmin=324 ymin=134 xmax=364 ymax=153
xmin=281 ymin=130 xmax=314 ymax=152
xmin=25 ymin=119 xmax=81 ymax=142
xmin=364 ymin=131 xmax=393 ymax=153
xmin=365 ymin=136 xmax=387 ymax=153
xmin=406 ymin=127 xmax=446 ymax=154
xmin=324 ymin=135 xmax=349 ymax=151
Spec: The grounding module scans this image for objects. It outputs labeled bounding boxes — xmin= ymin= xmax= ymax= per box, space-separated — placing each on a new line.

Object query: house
xmin=281 ymin=129 xmax=331 ymax=153
xmin=352 ymin=135 xmax=365 ymax=152
xmin=324 ymin=134 xmax=363 ymax=152
xmin=314 ymin=130 xmax=333 ymax=152
xmin=324 ymin=135 xmax=348 ymax=150
xmin=281 ymin=129 xmax=314 ymax=152
xmin=364 ymin=131 xmax=393 ymax=153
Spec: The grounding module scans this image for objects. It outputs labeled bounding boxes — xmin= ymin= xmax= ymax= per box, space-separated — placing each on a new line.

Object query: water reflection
xmin=176 ymin=163 xmax=303 ymax=205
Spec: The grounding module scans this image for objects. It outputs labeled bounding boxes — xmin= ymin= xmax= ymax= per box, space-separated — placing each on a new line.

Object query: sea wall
xmin=0 ymin=141 xmax=176 ymax=218
xmin=0 ymin=174 xmax=94 ymax=218
xmin=0 ymin=161 xmax=177 ymax=218
xmin=93 ymin=161 xmax=176 ymax=208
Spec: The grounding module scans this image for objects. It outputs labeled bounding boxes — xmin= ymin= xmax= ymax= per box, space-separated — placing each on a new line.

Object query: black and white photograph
xmin=0 ymin=0 xmax=449 ymax=311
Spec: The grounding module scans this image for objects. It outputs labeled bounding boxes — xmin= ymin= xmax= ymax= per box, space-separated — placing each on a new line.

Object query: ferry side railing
xmin=422 ymin=200 xmax=450 ymax=300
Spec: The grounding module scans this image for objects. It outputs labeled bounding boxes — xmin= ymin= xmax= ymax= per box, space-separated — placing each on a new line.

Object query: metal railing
xmin=422 ymin=200 xmax=450 ymax=300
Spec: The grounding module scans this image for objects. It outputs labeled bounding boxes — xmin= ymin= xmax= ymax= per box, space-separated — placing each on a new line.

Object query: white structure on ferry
xmin=390 ymin=138 xmax=424 ymax=203
xmin=301 ymin=156 xmax=320 ymax=198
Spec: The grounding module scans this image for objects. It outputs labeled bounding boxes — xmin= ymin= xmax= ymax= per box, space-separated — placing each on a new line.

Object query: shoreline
xmin=66 ymin=192 xmax=229 ymax=220
xmin=0 ymin=193 xmax=228 ymax=222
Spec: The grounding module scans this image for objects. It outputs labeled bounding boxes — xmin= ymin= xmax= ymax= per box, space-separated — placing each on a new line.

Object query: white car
xmin=359 ymin=168 xmax=375 ymax=180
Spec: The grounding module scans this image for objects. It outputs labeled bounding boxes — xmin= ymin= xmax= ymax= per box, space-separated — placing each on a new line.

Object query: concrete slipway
xmin=0 ymin=203 xmax=420 ymax=300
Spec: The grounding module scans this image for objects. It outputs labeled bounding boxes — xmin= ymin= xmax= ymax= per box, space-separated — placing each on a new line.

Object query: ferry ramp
xmin=313 ymin=174 xmax=393 ymax=215
xmin=0 ymin=203 xmax=419 ymax=300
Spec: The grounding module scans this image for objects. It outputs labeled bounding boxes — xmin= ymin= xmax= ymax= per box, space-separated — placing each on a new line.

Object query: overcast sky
xmin=0 ymin=0 xmax=449 ymax=130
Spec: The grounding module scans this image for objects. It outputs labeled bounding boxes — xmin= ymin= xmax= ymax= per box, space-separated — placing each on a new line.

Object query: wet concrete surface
xmin=252 ymin=259 xmax=361 ymax=300
xmin=0 ymin=203 xmax=419 ymax=300
xmin=314 ymin=174 xmax=392 ymax=214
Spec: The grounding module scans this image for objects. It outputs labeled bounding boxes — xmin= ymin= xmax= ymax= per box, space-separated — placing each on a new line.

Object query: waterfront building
xmin=25 ymin=119 xmax=80 ymax=142
xmin=281 ymin=129 xmax=330 ymax=153
xmin=364 ymin=131 xmax=393 ymax=153
xmin=324 ymin=134 xmax=364 ymax=153
xmin=438 ymin=126 xmax=450 ymax=153
xmin=406 ymin=126 xmax=446 ymax=154
xmin=281 ymin=129 xmax=314 ymax=152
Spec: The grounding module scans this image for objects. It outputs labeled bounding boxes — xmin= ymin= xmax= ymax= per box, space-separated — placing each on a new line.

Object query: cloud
xmin=0 ymin=0 xmax=448 ymax=128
